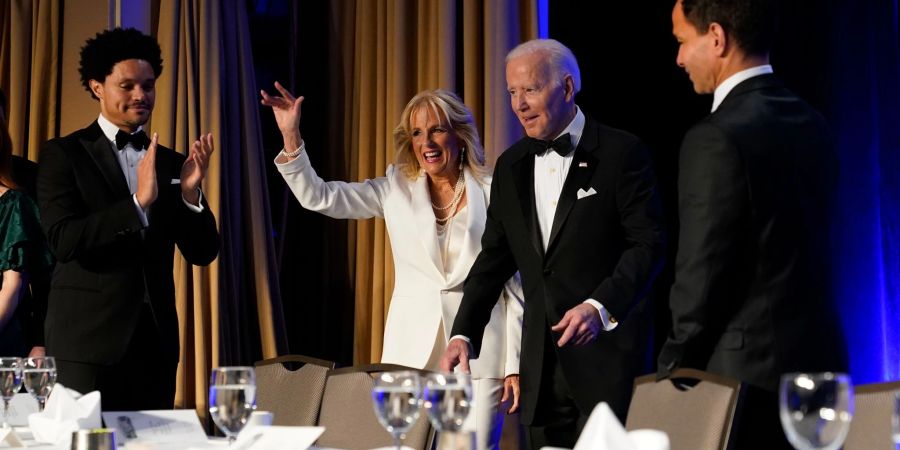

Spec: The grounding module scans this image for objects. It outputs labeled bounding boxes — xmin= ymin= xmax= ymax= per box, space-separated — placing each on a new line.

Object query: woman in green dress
xmin=0 ymin=100 xmax=53 ymax=356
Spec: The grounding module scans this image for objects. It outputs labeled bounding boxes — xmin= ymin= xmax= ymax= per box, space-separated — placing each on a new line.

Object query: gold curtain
xmin=154 ymin=0 xmax=219 ymax=415
xmin=155 ymin=0 xmax=281 ymax=416
xmin=331 ymin=0 xmax=538 ymax=365
xmin=0 ymin=0 xmax=61 ymax=161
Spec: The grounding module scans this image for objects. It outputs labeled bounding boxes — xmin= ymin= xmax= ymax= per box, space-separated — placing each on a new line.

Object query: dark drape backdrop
xmin=214 ymin=0 xmax=290 ymax=366
xmin=549 ymin=0 xmax=900 ymax=384
xmin=252 ymin=0 xmax=900 ymax=381
xmin=251 ymin=1 xmax=356 ymax=366
xmin=827 ymin=0 xmax=900 ymax=383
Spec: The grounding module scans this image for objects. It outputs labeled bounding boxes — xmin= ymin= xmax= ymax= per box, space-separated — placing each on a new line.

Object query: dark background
xmin=246 ymin=0 xmax=900 ymax=383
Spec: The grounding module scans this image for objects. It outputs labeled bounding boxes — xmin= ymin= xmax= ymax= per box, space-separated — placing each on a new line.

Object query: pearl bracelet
xmin=282 ymin=141 xmax=305 ymax=158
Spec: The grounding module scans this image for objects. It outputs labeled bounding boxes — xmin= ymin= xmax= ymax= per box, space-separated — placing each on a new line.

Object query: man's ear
xmin=563 ymin=74 xmax=576 ymax=102
xmin=709 ymin=22 xmax=728 ymax=57
xmin=89 ymin=79 xmax=104 ymax=99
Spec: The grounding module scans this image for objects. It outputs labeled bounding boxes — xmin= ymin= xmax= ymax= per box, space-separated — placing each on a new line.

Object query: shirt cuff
xmin=182 ymin=188 xmax=205 ymax=212
xmin=449 ymin=335 xmax=471 ymax=345
xmin=584 ymin=299 xmax=618 ymax=331
xmin=132 ymin=194 xmax=149 ymax=227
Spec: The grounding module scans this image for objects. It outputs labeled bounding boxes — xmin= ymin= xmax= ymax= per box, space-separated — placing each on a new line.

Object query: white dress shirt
xmin=712 ymin=64 xmax=774 ymax=112
xmin=97 ymin=114 xmax=204 ymax=226
xmin=534 ymin=107 xmax=616 ymax=331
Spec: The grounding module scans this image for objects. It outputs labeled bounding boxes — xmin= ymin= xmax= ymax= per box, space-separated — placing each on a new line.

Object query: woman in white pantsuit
xmin=261 ymin=85 xmax=523 ymax=449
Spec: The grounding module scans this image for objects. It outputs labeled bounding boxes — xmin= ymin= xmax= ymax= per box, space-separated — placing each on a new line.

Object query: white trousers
xmin=424 ymin=327 xmax=506 ymax=450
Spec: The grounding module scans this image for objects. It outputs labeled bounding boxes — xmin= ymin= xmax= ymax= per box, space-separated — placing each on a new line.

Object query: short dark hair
xmin=680 ymin=0 xmax=777 ymax=57
xmin=79 ymin=28 xmax=163 ymax=99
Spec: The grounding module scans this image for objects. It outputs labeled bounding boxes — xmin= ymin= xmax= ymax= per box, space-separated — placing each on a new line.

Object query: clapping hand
xmin=136 ymin=133 xmax=159 ymax=209
xmin=181 ymin=133 xmax=214 ymax=205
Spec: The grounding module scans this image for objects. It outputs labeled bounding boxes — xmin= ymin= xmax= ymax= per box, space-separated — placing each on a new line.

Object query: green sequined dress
xmin=0 ymin=189 xmax=53 ymax=355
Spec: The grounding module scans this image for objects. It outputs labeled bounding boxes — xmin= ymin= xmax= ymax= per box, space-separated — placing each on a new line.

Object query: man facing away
xmin=442 ymin=39 xmax=665 ymax=449
xmin=658 ymin=0 xmax=847 ymax=447
xmin=37 ymin=28 xmax=219 ymax=410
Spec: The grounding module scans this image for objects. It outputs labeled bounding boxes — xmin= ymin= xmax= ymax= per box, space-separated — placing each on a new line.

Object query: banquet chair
xmin=843 ymin=379 xmax=900 ymax=450
xmin=626 ymin=369 xmax=743 ymax=450
xmin=315 ymin=363 xmax=434 ymax=450
xmin=254 ymin=354 xmax=336 ymax=426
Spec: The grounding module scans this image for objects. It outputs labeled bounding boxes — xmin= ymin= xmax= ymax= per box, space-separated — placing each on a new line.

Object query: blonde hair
xmin=392 ymin=89 xmax=488 ymax=181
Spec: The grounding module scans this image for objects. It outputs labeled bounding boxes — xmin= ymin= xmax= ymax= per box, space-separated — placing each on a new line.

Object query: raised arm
xmin=262 ymin=82 xmax=390 ymax=219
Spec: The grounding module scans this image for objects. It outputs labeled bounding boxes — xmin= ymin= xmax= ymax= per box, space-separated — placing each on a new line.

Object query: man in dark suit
xmin=658 ymin=0 xmax=846 ymax=447
xmin=37 ymin=28 xmax=218 ymax=410
xmin=441 ymin=39 xmax=665 ymax=449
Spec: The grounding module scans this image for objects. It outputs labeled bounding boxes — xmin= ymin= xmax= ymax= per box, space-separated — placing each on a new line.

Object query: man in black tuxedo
xmin=442 ymin=39 xmax=665 ymax=449
xmin=658 ymin=0 xmax=846 ymax=447
xmin=37 ymin=28 xmax=218 ymax=410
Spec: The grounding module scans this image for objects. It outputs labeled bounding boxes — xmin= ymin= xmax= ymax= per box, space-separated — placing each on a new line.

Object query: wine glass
xmin=423 ymin=372 xmax=473 ymax=450
xmin=208 ymin=366 xmax=256 ymax=444
xmin=22 ymin=356 xmax=56 ymax=412
xmin=779 ymin=372 xmax=854 ymax=450
xmin=372 ymin=370 xmax=422 ymax=450
xmin=0 ymin=357 xmax=23 ymax=428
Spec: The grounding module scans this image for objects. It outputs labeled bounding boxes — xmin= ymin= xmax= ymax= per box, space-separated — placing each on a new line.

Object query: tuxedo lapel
xmin=510 ymin=153 xmax=544 ymax=259
xmin=80 ymin=122 xmax=130 ymax=196
xmin=546 ymin=127 xmax=600 ymax=253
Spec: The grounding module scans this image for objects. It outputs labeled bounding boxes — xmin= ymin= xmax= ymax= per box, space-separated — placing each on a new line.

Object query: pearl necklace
xmin=431 ymin=172 xmax=465 ymax=211
xmin=432 ymin=172 xmax=466 ymax=225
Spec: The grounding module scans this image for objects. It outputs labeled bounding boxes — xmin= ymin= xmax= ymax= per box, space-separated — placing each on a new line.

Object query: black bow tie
xmin=115 ymin=130 xmax=149 ymax=150
xmin=529 ymin=133 xmax=573 ymax=156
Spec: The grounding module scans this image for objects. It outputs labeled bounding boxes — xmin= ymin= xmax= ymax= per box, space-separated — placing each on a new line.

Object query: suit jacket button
xmin=543 ymin=269 xmax=553 ymax=276
xmin=440 ymin=289 xmax=449 ymax=295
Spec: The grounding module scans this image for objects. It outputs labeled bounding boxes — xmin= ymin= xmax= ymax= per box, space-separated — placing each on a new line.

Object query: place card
xmin=102 ymin=409 xmax=209 ymax=444
xmin=231 ymin=426 xmax=325 ymax=450
xmin=0 ymin=427 xmax=24 ymax=447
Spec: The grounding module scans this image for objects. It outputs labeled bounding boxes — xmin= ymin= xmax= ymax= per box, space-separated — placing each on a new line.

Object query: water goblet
xmin=372 ymin=370 xmax=422 ymax=450
xmin=0 ymin=357 xmax=23 ymax=428
xmin=22 ymin=356 xmax=56 ymax=412
xmin=208 ymin=366 xmax=256 ymax=445
xmin=423 ymin=372 xmax=473 ymax=450
xmin=779 ymin=372 xmax=854 ymax=450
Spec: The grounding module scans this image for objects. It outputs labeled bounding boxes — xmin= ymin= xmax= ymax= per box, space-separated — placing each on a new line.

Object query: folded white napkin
xmin=540 ymin=402 xmax=669 ymax=450
xmin=27 ymin=383 xmax=102 ymax=447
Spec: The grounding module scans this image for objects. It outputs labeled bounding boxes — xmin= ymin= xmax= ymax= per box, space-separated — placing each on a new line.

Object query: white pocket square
xmin=577 ymin=187 xmax=597 ymax=199
xmin=170 ymin=179 xmax=181 ymax=184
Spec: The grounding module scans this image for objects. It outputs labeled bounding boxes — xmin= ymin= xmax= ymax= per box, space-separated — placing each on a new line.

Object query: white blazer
xmin=276 ymin=149 xmax=523 ymax=379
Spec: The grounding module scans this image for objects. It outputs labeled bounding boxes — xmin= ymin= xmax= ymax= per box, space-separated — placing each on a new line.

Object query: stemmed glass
xmin=779 ymin=372 xmax=854 ymax=450
xmin=22 ymin=356 xmax=56 ymax=412
xmin=372 ymin=371 xmax=422 ymax=450
xmin=208 ymin=366 xmax=256 ymax=445
xmin=423 ymin=372 xmax=473 ymax=450
xmin=0 ymin=357 xmax=24 ymax=428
